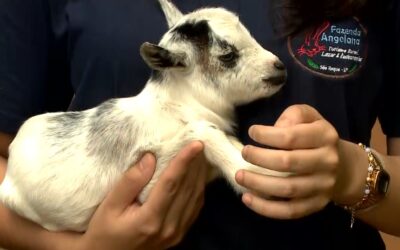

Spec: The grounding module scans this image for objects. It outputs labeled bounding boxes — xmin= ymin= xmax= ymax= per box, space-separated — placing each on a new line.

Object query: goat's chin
xmin=235 ymin=88 xmax=283 ymax=105
xmin=264 ymin=84 xmax=284 ymax=97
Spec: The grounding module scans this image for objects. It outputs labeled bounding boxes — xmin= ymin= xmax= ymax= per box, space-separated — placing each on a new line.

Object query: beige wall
xmin=371 ymin=121 xmax=400 ymax=250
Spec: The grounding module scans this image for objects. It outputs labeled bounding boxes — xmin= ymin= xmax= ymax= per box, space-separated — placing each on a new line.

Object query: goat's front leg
xmin=185 ymin=121 xmax=288 ymax=194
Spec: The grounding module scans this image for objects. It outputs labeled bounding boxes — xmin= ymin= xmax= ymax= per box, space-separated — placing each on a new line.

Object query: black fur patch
xmin=216 ymin=39 xmax=239 ymax=68
xmin=87 ymin=99 xmax=137 ymax=166
xmin=150 ymin=70 xmax=164 ymax=82
xmin=45 ymin=111 xmax=85 ymax=156
xmin=172 ymin=20 xmax=211 ymax=49
xmin=93 ymin=98 xmax=118 ymax=117
xmin=47 ymin=112 xmax=84 ymax=139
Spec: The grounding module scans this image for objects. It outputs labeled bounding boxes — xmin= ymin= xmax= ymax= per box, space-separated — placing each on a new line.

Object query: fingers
xmin=249 ymin=120 xmax=337 ymax=150
xmin=242 ymin=146 xmax=339 ymax=174
xmin=241 ymin=193 xmax=329 ymax=219
xmin=103 ymin=153 xmax=156 ymax=214
xmin=141 ymin=141 xmax=204 ymax=222
xmin=163 ymin=152 xmax=206 ymax=225
xmin=237 ymin=105 xmax=340 ymax=220
xmin=248 ymin=104 xmax=338 ymax=150
xmin=89 ymin=142 xmax=205 ymax=250
xmin=236 ymin=170 xmax=335 ymax=199
xmin=160 ymin=152 xmax=207 ymax=246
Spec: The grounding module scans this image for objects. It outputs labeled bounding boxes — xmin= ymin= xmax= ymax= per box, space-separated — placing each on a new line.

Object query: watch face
xmin=377 ymin=170 xmax=390 ymax=195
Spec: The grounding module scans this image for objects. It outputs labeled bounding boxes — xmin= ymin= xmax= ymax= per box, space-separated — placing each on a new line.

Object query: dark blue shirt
xmin=1 ymin=1 xmax=399 ymax=249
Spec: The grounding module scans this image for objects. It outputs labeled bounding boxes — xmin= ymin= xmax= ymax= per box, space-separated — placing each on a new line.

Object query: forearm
xmin=1 ymin=156 xmax=42 ymax=249
xmin=0 ymin=156 xmax=5 ymax=183
xmin=0 ymin=201 xmax=51 ymax=250
xmin=357 ymin=154 xmax=400 ymax=235
xmin=1 ymin=155 xmax=80 ymax=250
xmin=1 ymin=154 xmax=46 ymax=249
xmin=334 ymin=140 xmax=400 ymax=236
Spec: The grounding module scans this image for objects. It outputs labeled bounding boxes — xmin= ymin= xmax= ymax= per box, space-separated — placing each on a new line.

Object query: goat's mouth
xmin=262 ymin=72 xmax=287 ymax=87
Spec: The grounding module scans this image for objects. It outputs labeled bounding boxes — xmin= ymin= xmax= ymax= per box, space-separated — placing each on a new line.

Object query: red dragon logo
xmin=297 ymin=21 xmax=330 ymax=57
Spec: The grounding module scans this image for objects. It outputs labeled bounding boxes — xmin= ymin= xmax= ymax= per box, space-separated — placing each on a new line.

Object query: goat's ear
xmin=158 ymin=0 xmax=183 ymax=28
xmin=140 ymin=42 xmax=187 ymax=70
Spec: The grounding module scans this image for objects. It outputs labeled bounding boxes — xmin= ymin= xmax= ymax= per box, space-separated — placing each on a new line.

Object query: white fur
xmin=0 ymin=0 xmax=287 ymax=233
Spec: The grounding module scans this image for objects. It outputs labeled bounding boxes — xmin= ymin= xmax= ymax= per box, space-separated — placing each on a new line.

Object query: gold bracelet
xmin=341 ymin=143 xmax=390 ymax=228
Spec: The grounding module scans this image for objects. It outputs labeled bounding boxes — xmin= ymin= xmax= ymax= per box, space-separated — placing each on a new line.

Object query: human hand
xmin=235 ymin=104 xmax=341 ymax=219
xmin=77 ymin=141 xmax=207 ymax=250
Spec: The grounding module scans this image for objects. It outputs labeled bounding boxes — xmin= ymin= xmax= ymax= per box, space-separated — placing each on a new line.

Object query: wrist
xmin=334 ymin=142 xmax=391 ymax=228
xmin=45 ymin=231 xmax=83 ymax=250
xmin=332 ymin=140 xmax=368 ymax=205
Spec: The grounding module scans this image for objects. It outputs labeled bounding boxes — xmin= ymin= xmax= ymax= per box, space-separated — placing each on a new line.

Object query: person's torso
xmin=48 ymin=1 xmax=390 ymax=249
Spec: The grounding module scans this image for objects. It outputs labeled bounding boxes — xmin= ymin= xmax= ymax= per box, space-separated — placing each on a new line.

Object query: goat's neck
xmin=143 ymin=79 xmax=236 ymax=133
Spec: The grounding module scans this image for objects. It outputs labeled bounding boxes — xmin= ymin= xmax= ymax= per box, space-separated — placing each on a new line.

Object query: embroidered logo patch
xmin=288 ymin=18 xmax=368 ymax=78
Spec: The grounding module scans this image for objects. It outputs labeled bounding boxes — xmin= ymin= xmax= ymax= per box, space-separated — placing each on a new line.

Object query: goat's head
xmin=140 ymin=0 xmax=286 ymax=106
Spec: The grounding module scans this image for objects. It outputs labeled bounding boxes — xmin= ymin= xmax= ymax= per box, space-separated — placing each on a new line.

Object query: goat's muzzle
xmin=263 ymin=60 xmax=287 ymax=86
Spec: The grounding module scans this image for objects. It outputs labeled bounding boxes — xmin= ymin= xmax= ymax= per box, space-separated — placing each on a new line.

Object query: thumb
xmin=102 ymin=153 xmax=156 ymax=213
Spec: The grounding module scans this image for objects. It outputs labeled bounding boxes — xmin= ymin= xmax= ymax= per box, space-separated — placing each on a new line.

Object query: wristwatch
xmin=357 ymin=147 xmax=390 ymax=210
xmin=341 ymin=144 xmax=390 ymax=228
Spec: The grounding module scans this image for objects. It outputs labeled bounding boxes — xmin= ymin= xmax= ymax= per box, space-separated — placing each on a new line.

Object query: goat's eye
xmin=218 ymin=52 xmax=237 ymax=63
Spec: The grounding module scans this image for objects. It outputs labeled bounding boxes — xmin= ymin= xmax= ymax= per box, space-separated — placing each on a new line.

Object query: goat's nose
xmin=274 ymin=60 xmax=286 ymax=71
xmin=262 ymin=60 xmax=287 ymax=86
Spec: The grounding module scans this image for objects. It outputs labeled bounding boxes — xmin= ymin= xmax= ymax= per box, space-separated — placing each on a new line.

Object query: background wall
xmin=371 ymin=121 xmax=400 ymax=250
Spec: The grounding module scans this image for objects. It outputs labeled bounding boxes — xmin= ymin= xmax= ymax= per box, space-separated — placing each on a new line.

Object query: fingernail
xmin=236 ymin=170 xmax=244 ymax=184
xmin=248 ymin=126 xmax=255 ymax=139
xmin=242 ymin=193 xmax=252 ymax=206
xmin=139 ymin=153 xmax=153 ymax=171
xmin=242 ymin=145 xmax=251 ymax=160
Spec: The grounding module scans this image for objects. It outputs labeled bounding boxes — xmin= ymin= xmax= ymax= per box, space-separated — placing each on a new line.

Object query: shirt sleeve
xmin=0 ymin=0 xmax=51 ymax=134
xmin=379 ymin=0 xmax=400 ymax=138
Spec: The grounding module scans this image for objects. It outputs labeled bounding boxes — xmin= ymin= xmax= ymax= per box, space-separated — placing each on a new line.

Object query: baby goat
xmin=0 ymin=0 xmax=287 ymax=232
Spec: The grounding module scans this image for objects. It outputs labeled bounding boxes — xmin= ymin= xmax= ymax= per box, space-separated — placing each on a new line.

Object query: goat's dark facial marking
xmin=200 ymin=37 xmax=240 ymax=86
xmin=170 ymin=19 xmax=241 ymax=82
xmin=172 ymin=20 xmax=211 ymax=49
xmin=216 ymin=39 xmax=239 ymax=68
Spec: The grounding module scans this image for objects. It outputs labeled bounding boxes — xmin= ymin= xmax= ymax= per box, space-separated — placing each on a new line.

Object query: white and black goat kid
xmin=0 ymin=0 xmax=287 ymax=232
